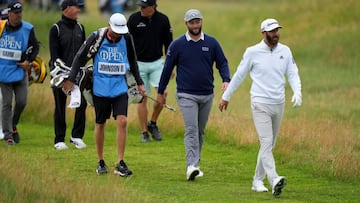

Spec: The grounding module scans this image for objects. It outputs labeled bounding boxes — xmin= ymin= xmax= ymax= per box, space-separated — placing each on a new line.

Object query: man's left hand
xmin=17 ymin=60 xmax=31 ymax=71
xmin=291 ymin=94 xmax=302 ymax=108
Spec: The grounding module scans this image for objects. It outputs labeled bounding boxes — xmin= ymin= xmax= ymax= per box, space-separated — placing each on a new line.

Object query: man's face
xmin=8 ymin=11 xmax=22 ymax=27
xmin=140 ymin=5 xmax=155 ymax=17
xmin=186 ymin=18 xmax=202 ymax=36
xmin=264 ymin=28 xmax=280 ymax=46
xmin=109 ymin=28 xmax=122 ymax=41
xmin=63 ymin=5 xmax=81 ymax=20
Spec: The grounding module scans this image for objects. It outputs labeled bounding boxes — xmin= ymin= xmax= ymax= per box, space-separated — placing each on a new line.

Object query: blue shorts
xmin=137 ymin=58 xmax=164 ymax=94
xmin=93 ymin=93 xmax=128 ymax=124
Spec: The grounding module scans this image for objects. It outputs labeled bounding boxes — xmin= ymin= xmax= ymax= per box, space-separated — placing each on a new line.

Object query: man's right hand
xmin=156 ymin=93 xmax=166 ymax=106
xmin=218 ymin=99 xmax=229 ymax=112
xmin=62 ymin=80 xmax=74 ymax=95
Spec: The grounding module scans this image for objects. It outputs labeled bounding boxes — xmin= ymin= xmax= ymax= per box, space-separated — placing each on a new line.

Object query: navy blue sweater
xmin=158 ymin=33 xmax=230 ymax=95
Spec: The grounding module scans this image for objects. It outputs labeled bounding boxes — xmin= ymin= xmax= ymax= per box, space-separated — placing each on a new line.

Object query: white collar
xmin=185 ymin=31 xmax=204 ymax=42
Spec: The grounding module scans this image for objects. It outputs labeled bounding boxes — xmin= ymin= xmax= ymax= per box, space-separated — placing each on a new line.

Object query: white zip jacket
xmin=222 ymin=40 xmax=301 ymax=104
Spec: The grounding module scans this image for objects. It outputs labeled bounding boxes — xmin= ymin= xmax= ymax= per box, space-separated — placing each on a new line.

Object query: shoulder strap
xmin=54 ymin=23 xmax=60 ymax=37
xmin=86 ymin=27 xmax=107 ymax=58
xmin=54 ymin=22 xmax=83 ymax=37
xmin=77 ymin=22 xmax=83 ymax=32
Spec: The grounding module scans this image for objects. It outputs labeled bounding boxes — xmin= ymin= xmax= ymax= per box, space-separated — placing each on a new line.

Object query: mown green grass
xmin=1 ymin=122 xmax=359 ymax=202
xmin=0 ymin=0 xmax=359 ymax=202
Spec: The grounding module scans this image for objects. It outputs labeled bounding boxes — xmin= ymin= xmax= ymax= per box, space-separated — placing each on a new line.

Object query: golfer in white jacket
xmin=219 ymin=18 xmax=302 ymax=197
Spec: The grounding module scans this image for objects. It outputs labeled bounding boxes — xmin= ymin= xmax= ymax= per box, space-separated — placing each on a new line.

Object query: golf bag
xmin=28 ymin=56 xmax=47 ymax=85
xmin=50 ymin=27 xmax=143 ymax=105
xmin=50 ymin=58 xmax=94 ymax=106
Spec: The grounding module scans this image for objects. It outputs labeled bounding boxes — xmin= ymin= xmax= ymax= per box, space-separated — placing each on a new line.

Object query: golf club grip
xmin=142 ymin=93 xmax=176 ymax=112
xmin=164 ymin=104 xmax=176 ymax=112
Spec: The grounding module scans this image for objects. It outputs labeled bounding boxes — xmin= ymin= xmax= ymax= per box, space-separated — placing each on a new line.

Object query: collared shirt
xmin=185 ymin=31 xmax=204 ymax=42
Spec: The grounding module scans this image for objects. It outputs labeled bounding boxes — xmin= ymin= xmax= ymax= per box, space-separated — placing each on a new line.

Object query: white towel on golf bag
xmin=68 ymin=85 xmax=81 ymax=109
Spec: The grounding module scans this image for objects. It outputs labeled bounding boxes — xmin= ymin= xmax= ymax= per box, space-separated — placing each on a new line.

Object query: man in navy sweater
xmin=157 ymin=9 xmax=231 ymax=181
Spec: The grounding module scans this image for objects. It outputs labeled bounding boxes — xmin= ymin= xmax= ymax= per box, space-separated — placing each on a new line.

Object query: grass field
xmin=0 ymin=0 xmax=359 ymax=202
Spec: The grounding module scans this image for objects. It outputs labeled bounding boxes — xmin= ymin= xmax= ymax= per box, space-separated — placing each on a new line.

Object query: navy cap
xmin=138 ymin=0 xmax=156 ymax=7
xmin=60 ymin=0 xmax=84 ymax=10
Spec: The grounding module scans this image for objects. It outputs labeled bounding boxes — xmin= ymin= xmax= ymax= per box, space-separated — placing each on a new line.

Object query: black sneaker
xmin=96 ymin=160 xmax=108 ymax=175
xmin=12 ymin=128 xmax=20 ymax=143
xmin=114 ymin=160 xmax=132 ymax=177
xmin=147 ymin=121 xmax=162 ymax=141
xmin=141 ymin=132 xmax=150 ymax=142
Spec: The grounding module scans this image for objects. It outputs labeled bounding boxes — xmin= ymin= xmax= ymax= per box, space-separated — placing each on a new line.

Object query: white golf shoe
xmin=70 ymin=137 xmax=87 ymax=149
xmin=0 ymin=129 xmax=4 ymax=140
xmin=54 ymin=142 xmax=68 ymax=150
xmin=186 ymin=165 xmax=200 ymax=181
xmin=272 ymin=176 xmax=286 ymax=196
xmin=251 ymin=180 xmax=269 ymax=192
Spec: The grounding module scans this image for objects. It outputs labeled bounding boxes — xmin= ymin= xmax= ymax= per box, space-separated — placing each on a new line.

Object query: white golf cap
xmin=261 ymin=18 xmax=282 ymax=32
xmin=184 ymin=9 xmax=203 ymax=22
xmin=109 ymin=13 xmax=128 ymax=34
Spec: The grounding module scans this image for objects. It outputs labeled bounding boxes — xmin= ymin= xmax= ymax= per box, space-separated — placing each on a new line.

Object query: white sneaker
xmin=197 ymin=169 xmax=204 ymax=177
xmin=186 ymin=165 xmax=199 ymax=181
xmin=70 ymin=137 xmax=87 ymax=149
xmin=54 ymin=142 xmax=68 ymax=150
xmin=272 ymin=176 xmax=286 ymax=196
xmin=251 ymin=180 xmax=268 ymax=192
xmin=0 ymin=129 xmax=4 ymax=140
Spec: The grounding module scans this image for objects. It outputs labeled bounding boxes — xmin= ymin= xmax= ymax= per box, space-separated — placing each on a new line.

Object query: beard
xmin=266 ymin=33 xmax=279 ymax=46
xmin=189 ymin=26 xmax=202 ymax=36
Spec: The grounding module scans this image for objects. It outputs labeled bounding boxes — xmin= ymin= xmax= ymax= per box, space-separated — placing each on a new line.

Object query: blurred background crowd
xmin=0 ymin=0 xmax=137 ymax=17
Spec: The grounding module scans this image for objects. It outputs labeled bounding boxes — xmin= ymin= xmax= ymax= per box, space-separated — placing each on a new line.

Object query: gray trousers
xmin=251 ymin=102 xmax=284 ymax=185
xmin=176 ymin=92 xmax=214 ymax=167
xmin=0 ymin=74 xmax=28 ymax=139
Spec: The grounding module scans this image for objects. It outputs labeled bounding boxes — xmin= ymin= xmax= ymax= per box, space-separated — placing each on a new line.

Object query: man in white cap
xmin=219 ymin=18 xmax=302 ymax=196
xmin=63 ymin=13 xmax=146 ymax=177
xmin=157 ymin=9 xmax=231 ymax=181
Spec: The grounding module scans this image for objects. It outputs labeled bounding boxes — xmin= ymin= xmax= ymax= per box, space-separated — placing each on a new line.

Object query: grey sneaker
xmin=96 ymin=160 xmax=108 ymax=175
xmin=141 ymin=132 xmax=150 ymax=142
xmin=114 ymin=160 xmax=132 ymax=177
xmin=147 ymin=121 xmax=162 ymax=141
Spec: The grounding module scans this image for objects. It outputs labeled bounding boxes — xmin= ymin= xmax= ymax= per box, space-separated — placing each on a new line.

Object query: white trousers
xmin=251 ymin=102 xmax=284 ymax=185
